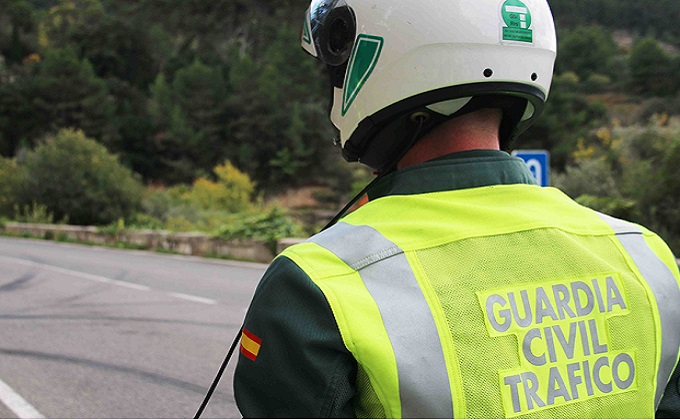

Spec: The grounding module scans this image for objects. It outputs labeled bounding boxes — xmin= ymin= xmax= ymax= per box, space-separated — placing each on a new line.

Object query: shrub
xmin=553 ymin=157 xmax=620 ymax=199
xmin=216 ymin=207 xmax=303 ymax=253
xmin=629 ymin=38 xmax=675 ymax=96
xmin=0 ymin=157 xmax=25 ymax=217
xmin=556 ymin=26 xmax=617 ymax=81
xmin=98 ymin=218 xmax=126 ymax=238
xmin=188 ymin=161 xmax=255 ymax=212
xmin=127 ymin=213 xmax=165 ymax=231
xmin=13 ymin=201 xmax=58 ymax=224
xmin=557 ymin=118 xmax=680 ymax=254
xmin=638 ymin=96 xmax=680 ymax=123
xmin=140 ymin=187 xmax=174 ymax=222
xmin=574 ymin=195 xmax=637 ymax=220
xmin=583 ymin=74 xmax=612 ymax=93
xmin=20 ymin=128 xmax=143 ymax=225
xmin=165 ymin=215 xmax=199 ymax=233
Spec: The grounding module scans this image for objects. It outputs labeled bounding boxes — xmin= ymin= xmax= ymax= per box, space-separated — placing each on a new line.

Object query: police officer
xmin=233 ymin=0 xmax=680 ymax=417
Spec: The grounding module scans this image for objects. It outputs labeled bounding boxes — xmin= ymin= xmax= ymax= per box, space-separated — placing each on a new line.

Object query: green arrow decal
xmin=342 ymin=34 xmax=384 ymax=116
xmin=302 ymin=16 xmax=312 ymax=45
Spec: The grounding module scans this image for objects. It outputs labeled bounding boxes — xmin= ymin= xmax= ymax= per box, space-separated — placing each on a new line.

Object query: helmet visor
xmin=306 ymin=0 xmax=356 ymax=66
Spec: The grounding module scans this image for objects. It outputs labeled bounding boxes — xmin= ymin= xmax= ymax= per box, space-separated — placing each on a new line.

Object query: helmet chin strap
xmin=320 ymin=114 xmax=428 ymax=232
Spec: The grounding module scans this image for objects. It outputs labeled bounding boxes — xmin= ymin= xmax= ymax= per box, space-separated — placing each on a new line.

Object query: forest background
xmin=2 ymin=0 xmax=680 ymax=255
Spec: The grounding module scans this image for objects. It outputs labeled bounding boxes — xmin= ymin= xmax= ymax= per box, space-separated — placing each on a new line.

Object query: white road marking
xmin=109 ymin=280 xmax=152 ymax=291
xmin=0 ymin=378 xmax=45 ymax=419
xmin=167 ymin=292 xmax=218 ymax=305
xmin=0 ymin=255 xmax=219 ymax=305
xmin=0 ymin=255 xmax=152 ymax=291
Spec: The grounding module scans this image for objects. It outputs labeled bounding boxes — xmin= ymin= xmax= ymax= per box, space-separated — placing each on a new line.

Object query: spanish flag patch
xmin=240 ymin=328 xmax=262 ymax=361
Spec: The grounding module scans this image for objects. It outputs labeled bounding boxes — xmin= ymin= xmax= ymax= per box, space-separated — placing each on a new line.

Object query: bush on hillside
xmin=187 ymin=161 xmax=255 ymax=213
xmin=19 ymin=128 xmax=143 ymax=225
xmin=0 ymin=157 xmax=25 ymax=217
xmin=556 ymin=26 xmax=618 ymax=81
xmin=216 ymin=207 xmax=303 ymax=253
xmin=629 ymin=38 xmax=677 ymax=96
xmin=554 ymin=117 xmax=680 ymax=254
xmin=638 ymin=96 xmax=680 ymax=123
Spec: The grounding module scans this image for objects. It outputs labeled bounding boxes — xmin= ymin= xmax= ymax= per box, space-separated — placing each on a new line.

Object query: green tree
xmin=32 ymin=47 xmax=113 ymax=141
xmin=104 ymin=78 xmax=155 ymax=179
xmin=270 ymin=102 xmax=314 ymax=185
xmin=173 ymin=60 xmax=229 ymax=168
xmin=556 ymin=26 xmax=618 ymax=81
xmin=549 ymin=0 xmax=680 ymax=42
xmin=0 ymin=47 xmax=118 ymax=158
xmin=37 ymin=0 xmax=158 ymax=88
xmin=148 ymin=74 xmax=198 ymax=183
xmin=0 ymin=0 xmax=37 ymax=62
xmin=0 ymin=66 xmax=46 ymax=156
xmin=37 ymin=0 xmax=106 ymax=50
xmin=101 ymin=0 xmax=282 ymax=66
xmin=149 ymin=60 xmax=229 ymax=183
xmin=20 ymin=128 xmax=143 ymax=225
xmin=226 ymin=24 xmax=344 ymax=191
xmin=520 ymin=72 xmax=609 ymax=170
xmin=629 ymin=37 xmax=675 ymax=96
xmin=69 ymin=15 xmax=158 ymax=89
xmin=225 ymin=50 xmax=278 ymax=184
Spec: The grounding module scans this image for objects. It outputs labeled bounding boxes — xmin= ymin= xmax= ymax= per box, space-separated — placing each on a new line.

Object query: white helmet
xmin=301 ymin=0 xmax=557 ymax=171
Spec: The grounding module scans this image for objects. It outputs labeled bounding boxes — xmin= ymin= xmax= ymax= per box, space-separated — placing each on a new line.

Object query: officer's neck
xmin=398 ymin=109 xmax=502 ymax=169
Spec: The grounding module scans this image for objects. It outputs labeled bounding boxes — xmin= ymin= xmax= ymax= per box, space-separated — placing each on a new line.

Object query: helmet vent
xmin=483 ymin=68 xmax=494 ymax=78
xmin=531 ymin=73 xmax=538 ymax=81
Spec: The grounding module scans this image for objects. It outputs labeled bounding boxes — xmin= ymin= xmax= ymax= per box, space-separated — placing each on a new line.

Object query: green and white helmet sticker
xmin=302 ymin=14 xmax=312 ymax=45
xmin=501 ymin=0 xmax=533 ymax=43
xmin=342 ymin=34 xmax=384 ymax=116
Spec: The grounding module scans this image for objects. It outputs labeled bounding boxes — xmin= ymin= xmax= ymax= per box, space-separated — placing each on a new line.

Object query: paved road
xmin=0 ymin=236 xmax=266 ymax=418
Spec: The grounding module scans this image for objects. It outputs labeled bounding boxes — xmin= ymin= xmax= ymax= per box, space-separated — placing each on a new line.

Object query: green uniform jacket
xmin=233 ymin=150 xmax=680 ymax=418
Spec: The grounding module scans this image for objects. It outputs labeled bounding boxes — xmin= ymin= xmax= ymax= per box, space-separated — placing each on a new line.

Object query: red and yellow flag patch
xmin=240 ymin=328 xmax=262 ymax=361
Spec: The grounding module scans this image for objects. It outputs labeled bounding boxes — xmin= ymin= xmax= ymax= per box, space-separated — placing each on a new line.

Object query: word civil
xmin=478 ymin=274 xmax=637 ymax=416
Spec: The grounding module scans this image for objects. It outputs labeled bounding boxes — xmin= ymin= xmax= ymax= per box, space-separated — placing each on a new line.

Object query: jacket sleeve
xmin=233 ymin=256 xmax=358 ymax=418
xmin=657 ymin=363 xmax=680 ymax=418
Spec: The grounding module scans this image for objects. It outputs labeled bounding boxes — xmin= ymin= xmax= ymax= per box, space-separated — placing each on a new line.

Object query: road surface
xmin=0 ymin=236 xmax=266 ymax=418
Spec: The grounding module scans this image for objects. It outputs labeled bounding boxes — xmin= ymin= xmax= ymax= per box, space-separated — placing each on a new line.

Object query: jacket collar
xmin=367 ymin=150 xmax=538 ymax=200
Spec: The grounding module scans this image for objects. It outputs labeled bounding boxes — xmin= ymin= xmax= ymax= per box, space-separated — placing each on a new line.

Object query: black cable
xmin=194 ymin=116 xmax=427 ymax=418
xmin=320 ymin=115 xmax=428 ymax=232
xmin=319 ymin=172 xmax=384 ymax=232
xmin=194 ymin=326 xmax=243 ymax=419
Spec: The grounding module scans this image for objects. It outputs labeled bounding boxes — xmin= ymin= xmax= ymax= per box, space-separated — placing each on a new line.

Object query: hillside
xmin=2 ymin=0 xmax=680 ymax=251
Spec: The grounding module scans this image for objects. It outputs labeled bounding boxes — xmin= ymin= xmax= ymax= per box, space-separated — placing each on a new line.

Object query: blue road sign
xmin=512 ymin=149 xmax=550 ymax=187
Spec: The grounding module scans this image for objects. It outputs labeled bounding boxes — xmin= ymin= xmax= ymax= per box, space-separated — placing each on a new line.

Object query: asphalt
xmin=0 ymin=236 xmax=266 ymax=418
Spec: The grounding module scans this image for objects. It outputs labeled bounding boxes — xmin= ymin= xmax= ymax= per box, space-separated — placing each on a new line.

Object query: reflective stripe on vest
xmin=310 ymin=222 xmax=454 ymax=418
xmin=598 ymin=212 xmax=680 ymax=407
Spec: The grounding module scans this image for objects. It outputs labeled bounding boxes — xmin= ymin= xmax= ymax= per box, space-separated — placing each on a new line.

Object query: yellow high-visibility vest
xmin=281 ymin=184 xmax=680 ymax=418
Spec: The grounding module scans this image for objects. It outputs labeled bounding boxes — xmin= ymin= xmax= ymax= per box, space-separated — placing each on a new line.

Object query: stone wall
xmin=0 ymin=222 xmax=276 ymax=263
xmin=3 ymin=222 xmax=678 ymax=267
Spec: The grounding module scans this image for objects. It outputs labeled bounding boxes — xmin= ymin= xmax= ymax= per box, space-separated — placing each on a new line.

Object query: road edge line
xmin=0 ymin=378 xmax=45 ymax=419
xmin=168 ymin=292 xmax=218 ymax=305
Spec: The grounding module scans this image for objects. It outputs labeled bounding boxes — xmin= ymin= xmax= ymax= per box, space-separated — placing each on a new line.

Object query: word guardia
xmin=477 ymin=274 xmax=636 ymax=417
